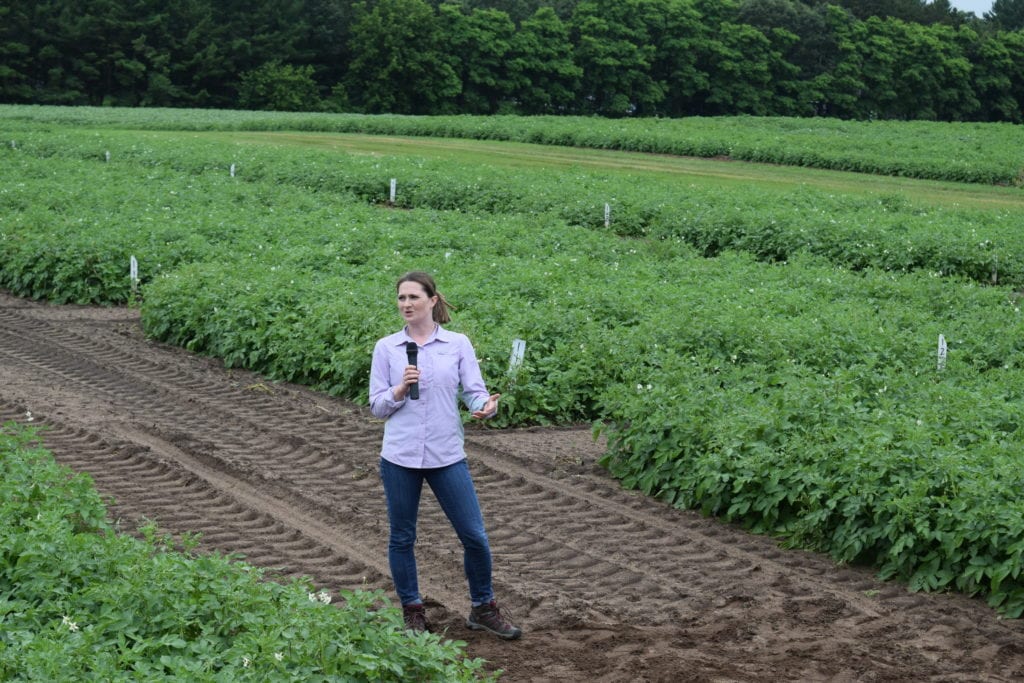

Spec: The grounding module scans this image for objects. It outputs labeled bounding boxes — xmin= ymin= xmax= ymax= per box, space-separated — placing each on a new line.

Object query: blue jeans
xmin=379 ymin=458 xmax=494 ymax=607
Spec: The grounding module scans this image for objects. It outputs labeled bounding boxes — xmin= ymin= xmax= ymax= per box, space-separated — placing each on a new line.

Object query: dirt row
xmin=2 ymin=290 xmax=1022 ymax=681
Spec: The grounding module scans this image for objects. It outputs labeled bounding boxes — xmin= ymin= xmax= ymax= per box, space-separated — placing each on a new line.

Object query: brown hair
xmin=396 ymin=271 xmax=454 ymax=324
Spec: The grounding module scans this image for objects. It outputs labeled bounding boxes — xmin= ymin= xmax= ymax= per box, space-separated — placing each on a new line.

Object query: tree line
xmin=3 ymin=0 xmax=1024 ymax=121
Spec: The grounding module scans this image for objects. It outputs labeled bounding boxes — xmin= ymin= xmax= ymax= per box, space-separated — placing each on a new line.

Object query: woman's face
xmin=397 ymin=281 xmax=436 ymax=327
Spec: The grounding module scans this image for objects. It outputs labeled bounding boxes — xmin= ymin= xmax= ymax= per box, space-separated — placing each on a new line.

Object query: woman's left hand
xmin=471 ymin=393 xmax=501 ymax=420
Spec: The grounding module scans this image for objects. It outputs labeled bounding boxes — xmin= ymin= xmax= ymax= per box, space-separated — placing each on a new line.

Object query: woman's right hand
xmin=393 ymin=364 xmax=420 ymax=401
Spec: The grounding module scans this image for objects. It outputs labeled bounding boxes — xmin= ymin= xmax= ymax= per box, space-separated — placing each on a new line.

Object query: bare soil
xmin=2 ymin=290 xmax=1023 ymax=682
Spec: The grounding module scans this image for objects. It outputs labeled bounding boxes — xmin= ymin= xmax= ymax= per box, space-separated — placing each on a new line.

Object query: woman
xmin=369 ymin=271 xmax=522 ymax=640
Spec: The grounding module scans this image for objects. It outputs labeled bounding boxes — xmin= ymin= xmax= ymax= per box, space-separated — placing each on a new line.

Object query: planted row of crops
xmin=3 ymin=113 xmax=1024 ymax=617
xmin=4 ymin=105 xmax=1024 ymax=185
xmin=5 ymin=128 xmax=1024 ymax=288
xmin=0 ymin=423 xmax=489 ymax=680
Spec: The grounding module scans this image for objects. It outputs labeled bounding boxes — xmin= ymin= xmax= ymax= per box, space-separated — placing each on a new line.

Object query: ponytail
xmin=433 ymin=291 xmax=454 ymax=324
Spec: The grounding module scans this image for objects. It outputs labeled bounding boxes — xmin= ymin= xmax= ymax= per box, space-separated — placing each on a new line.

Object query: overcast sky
xmin=950 ymin=0 xmax=993 ymax=15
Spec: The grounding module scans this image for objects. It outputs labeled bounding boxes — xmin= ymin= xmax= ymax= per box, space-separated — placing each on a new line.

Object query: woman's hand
xmin=472 ymin=393 xmax=501 ymax=420
xmin=393 ymin=364 xmax=420 ymax=401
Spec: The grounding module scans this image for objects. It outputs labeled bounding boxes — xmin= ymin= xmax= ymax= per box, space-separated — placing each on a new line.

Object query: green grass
xmin=216 ymin=130 xmax=1024 ymax=211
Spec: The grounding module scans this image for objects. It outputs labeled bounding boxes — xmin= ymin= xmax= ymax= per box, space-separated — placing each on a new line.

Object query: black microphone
xmin=405 ymin=341 xmax=419 ymax=400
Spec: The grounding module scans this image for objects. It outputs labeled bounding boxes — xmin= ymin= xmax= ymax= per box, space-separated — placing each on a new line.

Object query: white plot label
xmin=130 ymin=255 xmax=140 ymax=296
xmin=509 ymin=338 xmax=526 ymax=374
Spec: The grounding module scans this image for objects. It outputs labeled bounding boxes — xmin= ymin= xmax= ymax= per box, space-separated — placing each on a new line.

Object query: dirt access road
xmin=2 ymin=290 xmax=1023 ymax=682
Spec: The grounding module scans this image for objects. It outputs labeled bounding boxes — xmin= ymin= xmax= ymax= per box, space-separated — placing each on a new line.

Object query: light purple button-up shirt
xmin=369 ymin=325 xmax=490 ymax=469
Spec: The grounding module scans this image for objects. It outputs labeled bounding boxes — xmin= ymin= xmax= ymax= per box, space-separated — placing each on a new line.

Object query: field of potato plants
xmin=3 ymin=104 xmax=1024 ymax=662
xmin=5 ymin=104 xmax=1024 ymax=185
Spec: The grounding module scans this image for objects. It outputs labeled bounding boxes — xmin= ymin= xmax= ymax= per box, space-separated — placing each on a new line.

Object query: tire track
xmin=0 ymin=399 xmax=391 ymax=596
xmin=3 ymin=292 xmax=1024 ymax=682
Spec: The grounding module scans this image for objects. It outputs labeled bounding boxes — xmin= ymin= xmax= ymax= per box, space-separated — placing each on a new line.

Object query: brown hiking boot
xmin=403 ymin=603 xmax=428 ymax=633
xmin=466 ymin=600 xmax=522 ymax=640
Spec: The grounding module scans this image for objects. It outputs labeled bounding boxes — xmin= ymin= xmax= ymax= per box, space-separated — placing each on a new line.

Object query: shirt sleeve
xmin=369 ymin=338 xmax=404 ymax=419
xmin=457 ymin=336 xmax=490 ymax=413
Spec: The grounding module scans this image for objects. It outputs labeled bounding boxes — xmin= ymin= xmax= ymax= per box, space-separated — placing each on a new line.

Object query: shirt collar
xmin=397 ymin=324 xmax=451 ymax=346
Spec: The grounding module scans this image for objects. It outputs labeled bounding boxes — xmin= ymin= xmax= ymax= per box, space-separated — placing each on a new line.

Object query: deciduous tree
xmin=342 ymin=0 xmax=460 ymax=114
xmin=440 ymin=5 xmax=517 ymax=113
xmin=508 ymin=7 xmax=582 ymax=113
xmin=570 ymin=0 xmax=665 ymax=115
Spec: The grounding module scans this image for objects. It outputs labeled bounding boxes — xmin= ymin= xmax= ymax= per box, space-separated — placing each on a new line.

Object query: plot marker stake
xmin=130 ymin=255 xmax=139 ymax=297
xmin=509 ymin=338 xmax=526 ymax=376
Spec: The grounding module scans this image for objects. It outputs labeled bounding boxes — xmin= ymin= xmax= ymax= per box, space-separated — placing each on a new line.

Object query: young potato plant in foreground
xmin=0 ymin=423 xmax=494 ymax=681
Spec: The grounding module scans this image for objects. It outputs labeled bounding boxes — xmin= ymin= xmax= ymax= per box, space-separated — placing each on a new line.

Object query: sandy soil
xmin=2 ymin=290 xmax=1023 ymax=682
